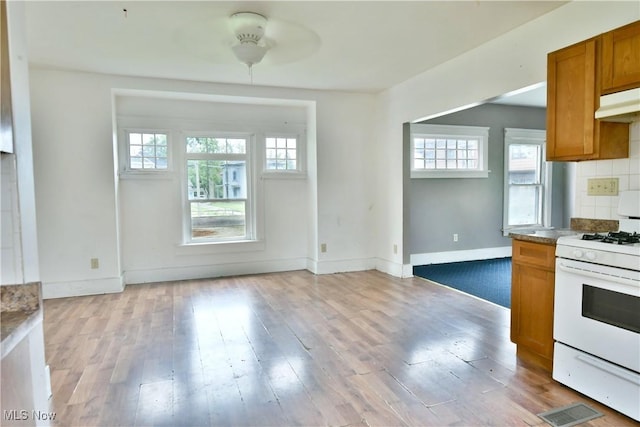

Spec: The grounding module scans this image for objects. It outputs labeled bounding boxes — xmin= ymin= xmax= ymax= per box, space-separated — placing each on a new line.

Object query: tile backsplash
xmin=574 ymin=120 xmax=640 ymax=220
xmin=1 ymin=153 xmax=23 ymax=285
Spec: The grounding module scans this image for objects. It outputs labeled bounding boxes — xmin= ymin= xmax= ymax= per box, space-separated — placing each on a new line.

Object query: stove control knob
xmin=573 ymin=249 xmax=584 ymax=258
xmin=585 ymin=251 xmax=597 ymax=261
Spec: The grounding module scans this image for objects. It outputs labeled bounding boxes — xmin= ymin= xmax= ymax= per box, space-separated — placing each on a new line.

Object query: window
xmin=185 ymin=135 xmax=251 ymax=242
xmin=126 ymin=131 xmax=168 ymax=170
xmin=410 ymin=124 xmax=489 ymax=178
xmin=262 ymin=133 xmax=306 ymax=177
xmin=503 ymin=128 xmax=550 ymax=234
xmin=265 ymin=136 xmax=297 ymax=171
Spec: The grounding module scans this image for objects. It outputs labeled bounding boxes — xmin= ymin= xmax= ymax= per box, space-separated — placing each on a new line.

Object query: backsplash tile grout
xmin=574 ymin=120 xmax=640 ymax=220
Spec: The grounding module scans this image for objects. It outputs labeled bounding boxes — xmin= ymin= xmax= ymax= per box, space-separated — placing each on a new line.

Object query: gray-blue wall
xmin=408 ymin=103 xmax=568 ymax=257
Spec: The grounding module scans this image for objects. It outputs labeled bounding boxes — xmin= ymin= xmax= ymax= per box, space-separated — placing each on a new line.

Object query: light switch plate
xmin=587 ymin=178 xmax=619 ymax=196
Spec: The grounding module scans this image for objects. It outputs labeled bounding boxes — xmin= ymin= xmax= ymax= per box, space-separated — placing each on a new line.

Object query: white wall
xmin=375 ymin=1 xmax=640 ymax=276
xmin=29 ymin=68 xmax=377 ymax=297
xmin=30 ymin=70 xmax=123 ymax=297
xmin=115 ymin=95 xmax=310 ymax=283
xmin=315 ymin=96 xmax=377 ymax=273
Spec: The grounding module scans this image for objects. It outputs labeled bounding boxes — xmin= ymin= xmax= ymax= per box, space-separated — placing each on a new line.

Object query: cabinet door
xmin=547 ymin=38 xmax=629 ymax=161
xmin=601 ymin=20 xmax=640 ymax=94
xmin=511 ymin=262 xmax=555 ymax=361
xmin=547 ymin=39 xmax=597 ymax=160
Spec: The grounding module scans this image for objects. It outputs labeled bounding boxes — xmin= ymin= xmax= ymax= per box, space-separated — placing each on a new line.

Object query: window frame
xmin=410 ymin=124 xmax=490 ymax=179
xmin=182 ymin=132 xmax=256 ymax=244
xmin=261 ymin=132 xmax=306 ymax=178
xmin=502 ymin=128 xmax=551 ymax=235
xmin=120 ymin=129 xmax=172 ymax=175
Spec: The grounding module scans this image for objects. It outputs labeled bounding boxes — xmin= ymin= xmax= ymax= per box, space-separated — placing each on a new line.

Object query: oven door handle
xmin=557 ymin=261 xmax=640 ymax=289
xmin=577 ymin=352 xmax=640 ymax=385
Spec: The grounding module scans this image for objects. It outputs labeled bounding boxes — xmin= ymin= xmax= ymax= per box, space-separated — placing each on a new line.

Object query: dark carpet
xmin=413 ymin=257 xmax=512 ymax=308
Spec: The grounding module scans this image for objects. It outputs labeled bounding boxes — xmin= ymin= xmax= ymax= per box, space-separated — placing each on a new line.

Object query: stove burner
xmin=581 ymin=231 xmax=640 ymax=245
xmin=581 ymin=233 xmax=606 ymax=241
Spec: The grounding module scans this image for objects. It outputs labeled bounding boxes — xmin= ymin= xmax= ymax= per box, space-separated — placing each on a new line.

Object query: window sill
xmin=411 ymin=170 xmax=490 ymax=179
xmin=176 ymin=239 xmax=265 ymax=255
xmin=261 ymin=171 xmax=306 ymax=180
xmin=119 ymin=170 xmax=174 ymax=180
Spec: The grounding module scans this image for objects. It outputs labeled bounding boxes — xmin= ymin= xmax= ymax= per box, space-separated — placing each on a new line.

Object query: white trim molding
xmin=410 ymin=246 xmax=512 ymax=266
xmin=374 ymin=258 xmax=404 ymax=278
xmin=410 ymin=124 xmax=490 ymax=179
xmin=125 ymin=258 xmax=307 ymax=285
xmin=42 ymin=276 xmax=125 ymax=299
xmin=307 ymin=257 xmax=376 ymax=275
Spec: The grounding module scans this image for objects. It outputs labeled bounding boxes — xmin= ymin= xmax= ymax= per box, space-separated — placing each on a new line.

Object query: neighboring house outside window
xmin=263 ymin=134 xmax=305 ymax=177
xmin=124 ymin=131 xmax=169 ymax=171
xmin=503 ymin=128 xmax=550 ymax=235
xmin=410 ymin=124 xmax=490 ymax=178
xmin=185 ymin=135 xmax=251 ymax=242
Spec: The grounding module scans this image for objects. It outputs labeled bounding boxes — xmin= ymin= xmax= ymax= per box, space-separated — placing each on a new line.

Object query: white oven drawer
xmin=553 ymin=342 xmax=640 ymax=421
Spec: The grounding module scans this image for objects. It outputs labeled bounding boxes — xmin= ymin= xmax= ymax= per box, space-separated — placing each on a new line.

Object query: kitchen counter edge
xmin=508 ymin=229 xmax=577 ymax=245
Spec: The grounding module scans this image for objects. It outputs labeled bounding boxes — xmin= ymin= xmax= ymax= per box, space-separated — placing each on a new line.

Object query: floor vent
xmin=538 ymin=402 xmax=604 ymax=427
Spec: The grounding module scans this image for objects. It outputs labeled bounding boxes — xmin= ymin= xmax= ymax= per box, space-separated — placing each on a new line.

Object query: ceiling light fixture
xmin=229 ymin=12 xmax=269 ymax=80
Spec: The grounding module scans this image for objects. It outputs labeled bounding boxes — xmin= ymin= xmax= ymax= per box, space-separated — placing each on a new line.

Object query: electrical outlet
xmin=587 ymin=178 xmax=619 ymax=196
xmin=90 ymin=258 xmax=99 ymax=269
xmin=320 ymin=243 xmax=327 ymax=253
xmin=453 ymin=234 xmax=459 ymax=242
xmin=393 ymin=244 xmax=398 ymax=254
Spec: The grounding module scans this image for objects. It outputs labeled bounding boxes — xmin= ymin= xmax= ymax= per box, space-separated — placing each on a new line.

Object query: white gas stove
xmin=553 ymin=190 xmax=640 ymax=422
xmin=556 ymin=189 xmax=640 ymax=267
xmin=555 ymin=231 xmax=640 ymax=271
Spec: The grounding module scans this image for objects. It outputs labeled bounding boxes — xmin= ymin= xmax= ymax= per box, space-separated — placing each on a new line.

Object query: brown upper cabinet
xmin=546 ymin=21 xmax=639 ymax=162
xmin=601 ymin=20 xmax=640 ymax=94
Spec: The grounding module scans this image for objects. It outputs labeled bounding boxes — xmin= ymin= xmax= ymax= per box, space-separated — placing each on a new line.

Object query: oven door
xmin=554 ymin=257 xmax=640 ymax=372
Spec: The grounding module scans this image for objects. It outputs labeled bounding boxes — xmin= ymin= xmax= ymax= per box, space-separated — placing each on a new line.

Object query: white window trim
xmin=119 ymin=128 xmax=173 ymax=177
xmin=116 ymin=112 xmax=273 ymax=251
xmin=261 ymin=131 xmax=307 ymax=179
xmin=502 ymin=128 xmax=551 ymax=236
xmin=181 ymin=131 xmax=261 ymax=245
xmin=176 ymin=239 xmax=265 ymax=255
xmin=410 ymin=124 xmax=490 ymax=179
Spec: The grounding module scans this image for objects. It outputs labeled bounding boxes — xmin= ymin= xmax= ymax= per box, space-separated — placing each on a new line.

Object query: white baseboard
xmin=42 ymin=276 xmax=125 ymax=299
xmin=124 ymin=258 xmax=308 ymax=285
xmin=307 ymin=257 xmax=376 ymax=275
xmin=374 ymin=258 xmax=404 ymax=278
xmin=410 ymin=246 xmax=512 ymax=266
xmin=401 ymin=264 xmax=414 ymax=278
xmin=41 ymin=254 xmax=440 ymax=299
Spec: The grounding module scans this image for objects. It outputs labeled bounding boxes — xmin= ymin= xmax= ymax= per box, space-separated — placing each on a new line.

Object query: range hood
xmin=595 ymin=87 xmax=640 ymax=123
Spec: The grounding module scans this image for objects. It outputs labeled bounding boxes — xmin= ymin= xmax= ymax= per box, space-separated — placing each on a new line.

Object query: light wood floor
xmin=43 ymin=270 xmax=636 ymax=426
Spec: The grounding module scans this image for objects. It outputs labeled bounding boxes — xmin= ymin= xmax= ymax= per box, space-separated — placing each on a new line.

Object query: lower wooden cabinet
xmin=511 ymin=239 xmax=555 ymax=371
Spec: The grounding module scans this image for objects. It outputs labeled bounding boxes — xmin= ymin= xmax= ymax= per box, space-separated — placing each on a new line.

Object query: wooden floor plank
xmin=43 ymin=270 xmax=638 ymax=426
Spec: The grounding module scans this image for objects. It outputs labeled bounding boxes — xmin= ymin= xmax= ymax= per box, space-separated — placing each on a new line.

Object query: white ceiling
xmin=24 ymin=1 xmax=565 ymax=97
xmin=490 ymin=83 xmax=547 ymax=108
